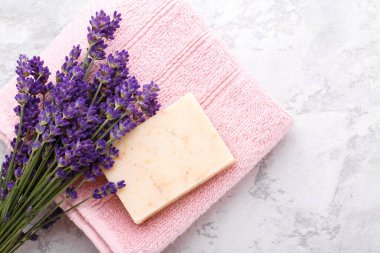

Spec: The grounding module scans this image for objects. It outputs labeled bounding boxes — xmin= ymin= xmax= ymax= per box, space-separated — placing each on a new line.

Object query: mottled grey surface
xmin=1 ymin=0 xmax=379 ymax=252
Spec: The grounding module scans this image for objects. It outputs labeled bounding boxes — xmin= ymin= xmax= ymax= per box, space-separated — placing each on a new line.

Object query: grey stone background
xmin=1 ymin=0 xmax=379 ymax=252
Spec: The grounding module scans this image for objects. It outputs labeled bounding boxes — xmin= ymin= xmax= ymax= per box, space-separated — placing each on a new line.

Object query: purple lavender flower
xmin=15 ymin=55 xmax=31 ymax=77
xmin=6 ymin=181 xmax=15 ymax=191
xmin=70 ymin=66 xmax=85 ymax=80
xmin=29 ymin=56 xmax=50 ymax=85
xmin=106 ymin=182 xmax=117 ymax=194
xmin=94 ymin=65 xmax=113 ymax=84
xmin=88 ymin=11 xmax=121 ymax=42
xmin=55 ymin=168 xmax=67 ymax=179
xmin=69 ymin=45 xmax=81 ymax=60
xmin=22 ymin=96 xmax=41 ymax=134
xmin=96 ymin=139 xmax=107 ymax=151
xmin=117 ymin=180 xmax=126 ymax=189
xmin=91 ymin=165 xmax=103 ymax=177
xmin=15 ymin=94 xmax=29 ymax=105
xmin=87 ymin=11 xmax=122 ymax=60
xmin=92 ymin=181 xmax=122 ymax=199
xmin=84 ymin=170 xmax=96 ymax=182
xmin=14 ymin=167 xmax=22 ymax=179
xmin=15 ymin=55 xmax=50 ymax=95
xmin=110 ymin=118 xmax=136 ymax=142
xmin=58 ymin=45 xmax=82 ymax=80
xmin=99 ymin=155 xmax=114 ymax=170
xmin=66 ymin=187 xmax=78 ymax=199
xmin=109 ymin=147 xmax=119 ymax=157
xmin=106 ymin=107 xmax=121 ymax=120
xmin=92 ymin=188 xmax=103 ymax=199
xmin=13 ymin=54 xmax=50 ymax=138
xmin=89 ymin=41 xmax=107 ymax=60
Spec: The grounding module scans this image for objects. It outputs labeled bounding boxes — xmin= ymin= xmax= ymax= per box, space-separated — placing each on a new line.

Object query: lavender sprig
xmin=0 ymin=10 xmax=160 ymax=253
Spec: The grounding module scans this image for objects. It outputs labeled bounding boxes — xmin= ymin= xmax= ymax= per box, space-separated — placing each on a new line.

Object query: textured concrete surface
xmin=1 ymin=0 xmax=379 ymax=252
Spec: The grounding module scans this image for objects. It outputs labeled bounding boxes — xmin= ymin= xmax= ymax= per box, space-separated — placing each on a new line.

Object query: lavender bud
xmin=29 ymin=233 xmax=39 ymax=241
xmin=14 ymin=167 xmax=22 ymax=179
xmin=116 ymin=180 xmax=126 ymax=189
xmin=7 ymin=181 xmax=15 ymax=191
xmin=66 ymin=187 xmax=78 ymax=199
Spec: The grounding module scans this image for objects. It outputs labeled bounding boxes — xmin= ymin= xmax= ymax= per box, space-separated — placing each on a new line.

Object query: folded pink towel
xmin=0 ymin=0 xmax=292 ymax=252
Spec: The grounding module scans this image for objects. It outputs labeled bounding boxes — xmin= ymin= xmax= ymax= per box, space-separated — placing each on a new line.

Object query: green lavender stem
xmin=9 ymin=142 xmax=44 ymax=212
xmin=91 ymin=81 xmax=103 ymax=105
xmin=2 ymin=106 xmax=25 ymax=189
xmin=84 ymin=58 xmax=95 ymax=80
xmin=0 ymin=173 xmax=81 ymax=247
xmin=6 ymin=195 xmax=92 ymax=253
xmin=91 ymin=119 xmax=109 ymax=140
xmin=97 ymin=113 xmax=127 ymax=141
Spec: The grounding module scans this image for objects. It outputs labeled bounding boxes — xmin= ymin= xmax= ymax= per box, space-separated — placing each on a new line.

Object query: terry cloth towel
xmin=0 ymin=0 xmax=292 ymax=252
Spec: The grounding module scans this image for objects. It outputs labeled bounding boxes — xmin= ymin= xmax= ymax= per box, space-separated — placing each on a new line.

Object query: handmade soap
xmin=104 ymin=93 xmax=235 ymax=224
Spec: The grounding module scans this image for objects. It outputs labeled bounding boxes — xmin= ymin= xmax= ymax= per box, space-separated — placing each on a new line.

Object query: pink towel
xmin=0 ymin=0 xmax=292 ymax=252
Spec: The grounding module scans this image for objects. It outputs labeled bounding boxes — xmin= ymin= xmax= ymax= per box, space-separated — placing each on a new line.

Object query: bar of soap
xmin=104 ymin=93 xmax=235 ymax=224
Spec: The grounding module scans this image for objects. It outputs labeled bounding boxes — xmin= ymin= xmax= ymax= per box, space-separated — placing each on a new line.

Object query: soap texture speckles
xmin=105 ymin=93 xmax=235 ymax=224
xmin=0 ymin=0 xmax=292 ymax=252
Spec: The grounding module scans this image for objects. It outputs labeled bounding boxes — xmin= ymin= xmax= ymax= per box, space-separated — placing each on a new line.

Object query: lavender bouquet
xmin=0 ymin=10 xmax=159 ymax=252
